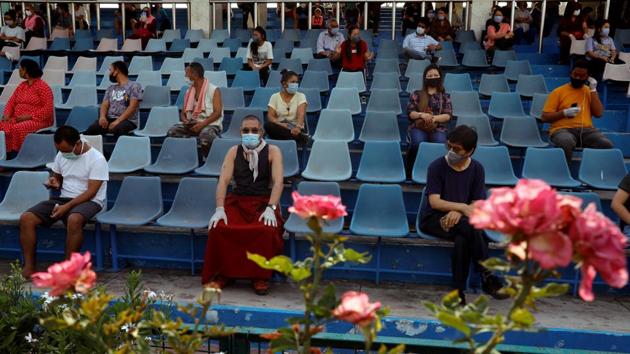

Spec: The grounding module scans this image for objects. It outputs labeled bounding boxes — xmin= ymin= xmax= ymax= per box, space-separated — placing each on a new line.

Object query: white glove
xmin=563 ymin=106 xmax=580 ymax=118
xmin=258 ymin=206 xmax=277 ymax=227
xmin=208 ymin=207 xmax=227 ymax=230
xmin=587 ymin=77 xmax=598 ymax=92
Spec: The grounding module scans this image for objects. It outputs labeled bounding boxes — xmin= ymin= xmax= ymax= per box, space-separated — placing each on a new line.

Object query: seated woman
xmin=138 ymin=7 xmax=157 ymax=38
xmin=23 ymin=4 xmax=45 ymax=46
xmin=247 ymin=26 xmax=273 ymax=86
xmin=0 ymin=10 xmax=25 ymax=49
xmin=0 ymin=59 xmax=54 ymax=153
xmin=484 ymin=8 xmax=514 ymax=55
xmin=558 ymin=2 xmax=586 ymax=64
xmin=336 ymin=25 xmax=373 ymax=73
xmin=429 ymin=8 xmax=455 ymax=41
xmin=586 ymin=19 xmax=624 ymax=82
xmin=513 ymin=1 xmax=534 ymax=44
xmin=405 ymin=64 xmax=452 ymax=174
xmin=312 ymin=7 xmax=325 ymax=29
xmin=265 ymin=70 xmax=308 ymax=145
xmin=612 ymin=173 xmax=630 ymax=237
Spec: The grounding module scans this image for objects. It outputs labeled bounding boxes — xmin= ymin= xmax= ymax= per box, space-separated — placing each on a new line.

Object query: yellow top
xmin=543 ymin=83 xmax=593 ymax=135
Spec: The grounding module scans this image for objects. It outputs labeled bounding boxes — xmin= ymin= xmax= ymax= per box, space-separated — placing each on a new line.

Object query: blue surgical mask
xmin=494 ymin=16 xmax=503 ymax=23
xmin=61 ymin=142 xmax=83 ymax=160
xmin=446 ymin=149 xmax=466 ymax=166
xmin=601 ymin=28 xmax=610 ymax=36
xmin=242 ymin=133 xmax=260 ymax=149
xmin=286 ymin=82 xmax=299 ymax=94
xmin=330 ymin=27 xmax=338 ymax=35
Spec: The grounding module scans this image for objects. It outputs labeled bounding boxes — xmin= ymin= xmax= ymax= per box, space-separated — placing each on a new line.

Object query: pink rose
xmin=332 ymin=291 xmax=381 ymax=327
xmin=569 ymin=205 xmax=628 ymax=301
xmin=31 ymin=252 xmax=97 ymax=296
xmin=288 ymin=192 xmax=347 ymax=221
xmin=507 ymin=231 xmax=573 ymax=270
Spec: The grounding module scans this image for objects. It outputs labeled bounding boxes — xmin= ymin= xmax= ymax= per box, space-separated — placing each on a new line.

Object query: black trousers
xmin=85 ymin=118 xmax=137 ymax=137
xmin=264 ymin=121 xmax=307 ymax=145
xmin=421 ymin=212 xmax=489 ymax=291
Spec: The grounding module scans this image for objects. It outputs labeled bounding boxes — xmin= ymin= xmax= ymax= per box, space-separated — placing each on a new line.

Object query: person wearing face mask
xmin=541 ymin=60 xmax=613 ymax=163
xmin=316 ymin=19 xmax=344 ymax=67
xmin=420 ymin=125 xmax=507 ymax=305
xmin=137 ymin=6 xmax=157 ymax=37
xmin=19 ymin=126 xmax=108 ymax=278
xmin=405 ymin=64 xmax=452 ymax=175
xmin=558 ymin=2 xmax=586 ymax=64
xmin=22 ymin=5 xmax=45 ymax=46
xmin=402 ymin=2 xmax=421 ymax=36
xmin=85 ymin=61 xmax=143 ymax=137
xmin=586 ymin=19 xmax=624 ymax=82
xmin=167 ymin=62 xmax=223 ymax=157
xmin=483 ymin=8 xmax=514 ymax=54
xmin=0 ymin=10 xmax=25 ymax=48
xmin=429 ymin=8 xmax=454 ymax=41
xmin=265 ymin=70 xmax=308 ymax=144
xmin=336 ymin=25 xmax=373 ymax=73
xmin=203 ymin=115 xmax=284 ymax=295
xmin=247 ymin=26 xmax=273 ymax=86
xmin=0 ymin=59 xmax=53 ymax=153
xmin=513 ymin=1 xmax=534 ymax=44
xmin=402 ymin=19 xmax=441 ymax=61
xmin=311 ymin=7 xmax=325 ymax=29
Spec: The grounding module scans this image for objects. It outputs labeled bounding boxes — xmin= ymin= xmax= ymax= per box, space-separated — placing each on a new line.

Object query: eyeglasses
xmin=242 ymin=128 xmax=260 ymax=134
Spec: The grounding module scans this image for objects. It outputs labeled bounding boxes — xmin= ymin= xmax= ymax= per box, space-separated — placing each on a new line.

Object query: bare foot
xmin=22 ymin=265 xmax=36 ymax=279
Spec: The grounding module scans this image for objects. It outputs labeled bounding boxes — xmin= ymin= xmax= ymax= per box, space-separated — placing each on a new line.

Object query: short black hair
xmin=280 ymin=69 xmax=298 ymax=84
xmin=572 ymin=59 xmax=590 ymax=73
xmin=4 ymin=10 xmax=17 ymax=20
xmin=188 ymin=62 xmax=205 ymax=78
xmin=111 ymin=61 xmax=128 ymax=76
xmin=19 ymin=59 xmax=43 ymax=78
xmin=447 ymin=125 xmax=478 ymax=152
xmin=54 ymin=126 xmax=81 ymax=145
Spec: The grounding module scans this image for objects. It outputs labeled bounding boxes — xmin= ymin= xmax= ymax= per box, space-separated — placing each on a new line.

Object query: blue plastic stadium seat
xmin=435 ymin=49 xmax=459 ymax=68
xmin=455 ymin=30 xmax=476 ymax=43
xmin=459 ymin=41 xmax=480 ymax=54
xmin=156 ymin=177 xmax=217 ymax=229
xmin=301 ymin=70 xmax=330 ymax=92
xmin=302 ymin=141 xmax=352 ymax=181
xmin=139 ymin=86 xmax=171 ymax=109
xmin=291 ymin=48 xmax=314 ymax=65
xmin=282 ymin=29 xmax=301 ymax=42
xmin=500 ymin=117 xmax=548 ymax=148
xmin=0 ymin=171 xmax=49 ymax=221
xmin=175 ymin=86 xmax=188 ymax=109
xmin=491 ymin=49 xmax=517 ymax=68
xmin=205 ymin=71 xmax=228 ymax=88
xmin=97 ymin=56 xmax=124 ymax=75
xmin=193 ymin=57 xmax=214 ymax=71
xmin=266 ymin=71 xmax=282 ymax=88
xmin=197 ymin=39 xmax=218 ymax=53
xmin=222 ymin=38 xmax=242 ymax=53
xmin=561 ymin=191 xmax=603 ymax=212
xmin=411 ymin=142 xmax=446 ymax=184
xmin=145 ymin=38 xmax=167 ymax=52
xmin=160 ymin=57 xmax=185 ymax=74
xmin=64 ymin=105 xmax=99 ymax=133
xmin=209 ymin=47 xmax=231 ymax=63
xmin=544 ymin=77 xmax=568 ymax=91
xmin=594 ymin=110 xmax=628 ymax=132
xmin=97 ymin=176 xmax=163 ymax=226
xmin=144 ymin=137 xmax=199 ymax=174
xmin=373 ymin=58 xmax=401 ymax=76
xmin=135 ymin=70 xmax=162 ymax=88
xmin=350 ymin=184 xmax=409 ymax=237
xmin=217 ymin=87 xmax=244 ymax=111
xmin=222 ymin=108 xmax=264 ymax=139
xmin=456 ymin=115 xmax=498 ymax=146
xmin=405 ymin=74 xmax=423 ymax=93
xmin=370 ymin=72 xmax=402 ymax=92
xmin=301 ymin=88 xmax=323 ymax=113
xmin=488 ymin=92 xmax=529 ymax=119
xmin=231 ymin=29 xmax=252 ymax=43
xmin=128 ymin=56 xmax=153 ymax=76
xmin=367 ymin=89 xmax=401 ymax=114
xmin=234 ymin=47 xmax=249 ymax=64
xmin=451 ymin=91 xmax=484 ymax=117
xmin=162 ymin=29 xmax=182 ymax=43
xmin=404 ymin=59 xmax=431 ymax=79
xmin=49 ymin=38 xmax=70 ymax=51
xmin=312 ymin=109 xmax=354 ymax=142
xmin=530 ymin=93 xmax=548 ymax=119
xmin=505 ymin=60 xmax=533 ymax=81
xmin=166 ymin=71 xmax=187 ymax=91
xmin=515 ymin=74 xmax=548 ymax=98
xmin=444 ymin=73 xmax=474 ymax=93
xmin=248 ymin=87 xmax=277 ymax=111
xmin=232 ymin=70 xmax=260 ymax=91
xmin=0 ymin=134 xmax=56 ymax=169
xmin=71 ymin=38 xmax=93 ymax=51
xmin=462 ymin=49 xmax=489 ymax=68
xmin=107 ymin=136 xmax=152 ymax=173
xmin=474 ymin=146 xmax=519 ymax=186
xmin=358 ymin=111 xmax=401 ymax=142
xmin=522 ymin=147 xmax=581 ymax=188
xmin=578 ymin=148 xmax=628 ymax=190
xmin=210 ymin=29 xmax=229 ymax=43
xmin=67 ymin=71 xmax=97 ymax=87
xmin=531 ymin=64 xmax=571 ymax=77
xmin=56 ymin=85 xmax=97 ymax=109
xmin=356 ymin=141 xmax=406 ymax=183
xmin=185 ymin=29 xmax=205 ymax=43
xmin=307 ymin=58 xmax=333 ymax=75
xmin=415 ymin=191 xmax=441 ymax=240
xmin=478 ymin=73 xmax=510 ymax=97
xmin=195 ymin=138 xmax=241 ymax=176
xmin=277 ymin=58 xmax=303 ymax=75
xmin=219 ymin=57 xmax=244 ymax=76
xmin=284 ymin=182 xmax=344 ymax=234
xmin=268 ymin=139 xmax=300 ymax=177
xmin=74 ymin=29 xmax=92 ymax=40
xmin=134 ymin=106 xmax=180 ymax=137
xmin=336 ymin=71 xmax=366 ymax=92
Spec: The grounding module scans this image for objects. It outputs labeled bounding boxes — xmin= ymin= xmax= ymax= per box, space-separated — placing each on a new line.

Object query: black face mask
xmin=426 ymin=78 xmax=441 ymax=88
xmin=570 ymin=77 xmax=586 ymax=89
xmin=109 ymin=73 xmax=117 ymax=82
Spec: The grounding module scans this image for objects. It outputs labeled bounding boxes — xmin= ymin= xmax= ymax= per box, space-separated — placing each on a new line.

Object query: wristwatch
xmin=268 ymin=204 xmax=277 ymax=211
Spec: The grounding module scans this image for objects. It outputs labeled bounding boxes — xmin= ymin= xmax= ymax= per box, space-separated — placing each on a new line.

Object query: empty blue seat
xmin=220 ymin=87 xmax=245 ymax=111
xmin=49 ymin=38 xmax=70 ymax=51
xmin=435 ymin=49 xmax=459 ymax=68
xmin=219 ymin=57 xmax=244 ymax=75
xmin=312 ymin=109 xmax=354 ymax=142
xmin=175 ymin=86 xmax=188 ymax=109
xmin=222 ymin=38 xmax=242 ymax=53
xmin=459 ymin=40 xmax=481 ymax=54
xmin=302 ymin=141 xmax=352 ymax=181
xmin=291 ymin=48 xmax=314 ymax=65
xmin=515 ymin=74 xmax=548 ymax=98
xmin=205 ymin=71 xmax=228 ymax=88
xmin=444 ymin=73 xmax=473 ymax=93
xmin=370 ymin=72 xmax=402 ymax=92
xmin=350 ymin=184 xmax=409 ymax=237
xmin=561 ymin=191 xmax=603 ymax=212
xmin=71 ymin=38 xmax=93 ymax=51
xmin=185 ymin=29 xmax=205 ymax=43
xmin=210 ymin=29 xmax=229 ymax=43
xmin=532 ymin=64 xmax=571 ymax=77
xmin=56 ymin=85 xmax=97 ymax=109
xmin=336 ymin=71 xmax=366 ymax=92
xmin=522 ymin=148 xmax=581 ymax=188
xmin=544 ymin=77 xmax=568 ymax=91
xmin=367 ymin=89 xmax=401 ymax=114
xmin=359 ymin=111 xmax=401 ymax=142
xmin=209 ymin=47 xmax=231 ymax=64
xmin=139 ymin=86 xmax=171 ymax=109
xmin=157 ymin=177 xmax=217 ymax=229
xmin=455 ymin=30 xmax=476 ymax=43
xmin=411 ymin=142 xmax=446 ymax=184
xmin=0 ymin=134 xmax=55 ymax=169
xmin=474 ymin=146 xmax=519 ymax=186
xmin=170 ymin=39 xmax=191 ymax=52
xmin=135 ymin=70 xmax=162 ymax=88
xmin=456 ymin=115 xmax=498 ymax=145
xmin=404 ymin=59 xmax=431 ymax=79
xmin=162 ymin=29 xmax=182 ymax=43
xmin=491 ymin=50 xmax=517 ymax=68
xmin=266 ymin=70 xmax=282 ymax=88
xmin=107 ymin=136 xmax=152 ymax=173
xmin=488 ymin=92 xmax=528 ymax=119
xmin=232 ymin=70 xmax=260 ymax=91
xmin=197 ymin=39 xmax=218 ymax=53
xmin=128 ymin=56 xmax=153 ymax=75
xmin=134 ymin=106 xmax=180 ymax=137
xmin=478 ymin=73 xmax=510 ymax=97
xmin=284 ymin=182 xmax=344 ymax=234
xmin=500 ymin=117 xmax=548 ymax=148
xmin=144 ymin=137 xmax=199 ymax=174
xmin=301 ymin=70 xmax=329 ymax=92
xmin=578 ymin=148 xmax=628 ymax=190
xmin=160 ymin=57 xmax=185 ymax=74
xmin=268 ymin=139 xmax=300 ymax=177
xmin=530 ymin=93 xmax=548 ymax=119
xmin=274 ymin=38 xmax=295 ymax=54
xmin=505 ymin=60 xmax=533 ymax=81
xmin=145 ymin=38 xmax=167 ymax=52
xmin=248 ymin=87 xmax=277 ymax=111
xmin=594 ymin=110 xmax=628 ymax=132
xmin=222 ymin=108 xmax=264 ymax=139
xmin=64 ymin=105 xmax=99 ymax=133
xmin=0 ymin=171 xmax=49 ymax=221
xmin=451 ymin=91 xmax=484 ymax=117
xmin=97 ymin=56 xmax=124 ymax=75
xmin=74 ymin=29 xmax=92 ymax=39
xmin=356 ymin=141 xmax=406 ymax=183
xmin=373 ymin=58 xmax=401 ymax=76
xmin=327 ymin=88 xmax=361 ymax=113
xmin=301 ymin=88 xmax=323 ymax=113
xmin=195 ymin=138 xmax=240 ymax=176
xmin=307 ymin=58 xmax=333 ymax=75
xmin=462 ymin=49 xmax=489 ymax=68
xmin=166 ymin=71 xmax=187 ymax=91
xmin=67 ymin=70 xmax=97 ymax=87
xmin=277 ymin=58 xmax=303 ymax=75
xmin=282 ymin=29 xmax=301 ymax=42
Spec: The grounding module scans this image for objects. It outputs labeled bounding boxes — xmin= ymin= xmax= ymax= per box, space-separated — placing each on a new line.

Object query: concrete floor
xmin=4 ymin=260 xmax=630 ymax=334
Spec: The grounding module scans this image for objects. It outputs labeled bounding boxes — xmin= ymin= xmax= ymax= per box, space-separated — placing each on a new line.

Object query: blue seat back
xmin=359 ymin=111 xmax=400 ymax=142
xmin=277 ymin=58 xmax=303 ymax=75
xmin=301 ymin=70 xmax=330 ymax=92
xmin=412 ymin=142 xmax=446 ymax=184
xmin=219 ymin=57 xmax=244 ymax=75
xmin=302 ymin=141 xmax=352 ymax=181
xmin=479 ymin=73 xmax=510 ymax=96
xmin=505 ymin=60 xmax=533 ymax=81
xmin=157 ymin=177 xmax=217 ymax=228
xmin=366 ymin=89 xmax=401 ymax=114
xmin=456 ymin=115 xmax=497 ymax=146
xmin=499 ymin=117 xmax=547 ymax=147
xmin=488 ymin=92 xmax=527 ymax=119
xmin=451 ymin=91 xmax=483 ymax=116
xmin=578 ymin=148 xmax=628 ymax=190
xmin=0 ymin=171 xmax=49 ymax=221
xmin=196 ymin=138 xmax=241 ymax=176
xmin=301 ymin=88 xmax=322 ymax=113
xmin=65 ymin=106 xmax=99 ymax=132
xmin=312 ymin=109 xmax=354 ymax=142
xmin=307 ymin=58 xmax=333 ymax=75
xmin=220 ymin=87 xmax=245 ymax=111
xmin=444 ymin=73 xmax=473 ymax=93
xmin=148 ymin=137 xmax=198 ymax=172
xmin=356 ymin=141 xmax=406 ymax=183
xmin=108 ymin=176 xmax=163 ymax=218
xmin=268 ymin=139 xmax=300 ymax=177
xmin=232 ymin=70 xmax=260 ymax=91
xmin=350 ymin=184 xmax=409 ymax=237
xmin=491 ymin=49 xmax=517 ymax=67
xmin=139 ymin=106 xmax=180 ymax=136
xmin=474 ymin=146 xmax=518 ymax=185
xmin=248 ymin=87 xmax=277 ymax=111
xmin=140 ymin=86 xmax=171 ymax=108
xmin=522 ymin=147 xmax=579 ymax=187
xmin=515 ymin=74 xmax=548 ymax=97
xmin=223 ymin=108 xmax=264 ymax=138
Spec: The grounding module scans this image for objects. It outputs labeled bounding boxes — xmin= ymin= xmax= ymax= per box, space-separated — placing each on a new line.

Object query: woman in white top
xmin=246 ymin=26 xmax=273 ymax=86
xmin=265 ymin=69 xmax=308 ymax=144
xmin=0 ymin=10 xmax=25 ymax=48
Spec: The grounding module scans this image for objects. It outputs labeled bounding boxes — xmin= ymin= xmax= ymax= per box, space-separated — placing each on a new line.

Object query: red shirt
xmin=340 ymin=40 xmax=368 ymax=71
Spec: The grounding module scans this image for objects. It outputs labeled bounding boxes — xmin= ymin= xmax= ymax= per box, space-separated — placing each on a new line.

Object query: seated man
xmin=19 ymin=126 xmax=108 ymax=277
xmin=402 ymin=19 xmax=441 ymax=61
xmin=202 ymin=115 xmax=284 ymax=295
xmin=420 ymin=125 xmax=506 ymax=304
xmin=85 ymin=61 xmax=143 ymax=137
xmin=316 ymin=19 xmax=344 ymax=67
xmin=612 ymin=173 xmax=630 ymax=237
xmin=541 ymin=59 xmax=613 ymax=163
xmin=167 ymin=62 xmax=223 ymax=157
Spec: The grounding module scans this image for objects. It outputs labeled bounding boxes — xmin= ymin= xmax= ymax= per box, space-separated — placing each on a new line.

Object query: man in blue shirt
xmin=420 ymin=125 xmax=506 ymax=304
xmin=402 ymin=19 xmax=441 ymax=61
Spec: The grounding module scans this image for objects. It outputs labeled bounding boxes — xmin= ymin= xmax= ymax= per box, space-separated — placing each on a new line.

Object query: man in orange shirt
xmin=542 ymin=60 xmax=613 ymax=162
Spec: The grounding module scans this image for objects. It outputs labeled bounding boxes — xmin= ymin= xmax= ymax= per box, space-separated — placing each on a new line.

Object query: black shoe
xmin=481 ymin=273 xmax=509 ymax=300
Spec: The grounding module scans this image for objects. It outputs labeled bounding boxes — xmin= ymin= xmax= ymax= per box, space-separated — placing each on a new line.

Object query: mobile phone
xmin=571 ymin=103 xmax=578 ymax=108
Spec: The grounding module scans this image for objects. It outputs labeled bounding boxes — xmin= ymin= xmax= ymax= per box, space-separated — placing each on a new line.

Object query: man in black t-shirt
xmin=612 ymin=173 xmax=630 ymax=235
xmin=420 ymin=125 xmax=507 ymax=304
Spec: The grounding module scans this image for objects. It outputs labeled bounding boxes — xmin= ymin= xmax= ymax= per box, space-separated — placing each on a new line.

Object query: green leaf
xmin=342 ymin=248 xmax=370 ymax=264
xmin=386 ymin=344 xmax=406 ymax=354
xmin=423 ymin=301 xmax=439 ymax=314
xmin=480 ymin=257 xmax=511 ymax=273
xmin=510 ymin=308 xmax=536 ymax=327
xmin=247 ymin=253 xmax=293 ymax=274
xmin=442 ymin=290 xmax=463 ymax=309
xmin=531 ymin=283 xmax=569 ymax=299
xmin=289 ymin=267 xmax=311 ymax=282
xmin=437 ymin=312 xmax=471 ymax=337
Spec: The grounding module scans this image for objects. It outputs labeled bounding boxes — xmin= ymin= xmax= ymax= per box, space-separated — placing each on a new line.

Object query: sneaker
xmin=481 ymin=273 xmax=509 ymax=300
xmin=252 ymin=279 xmax=270 ymax=296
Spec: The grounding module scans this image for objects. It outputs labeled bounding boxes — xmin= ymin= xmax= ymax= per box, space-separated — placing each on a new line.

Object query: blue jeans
xmin=406 ymin=128 xmax=448 ymax=174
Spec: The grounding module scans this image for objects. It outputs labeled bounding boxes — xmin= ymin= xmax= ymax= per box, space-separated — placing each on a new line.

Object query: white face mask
xmin=25 ymin=10 xmax=32 ymax=17
xmin=573 ymin=9 xmax=581 ymax=16
xmin=416 ymin=27 xmax=425 ymax=35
